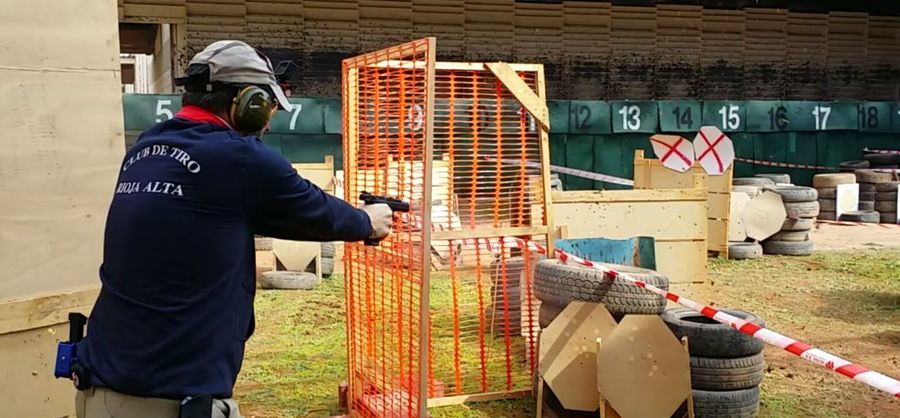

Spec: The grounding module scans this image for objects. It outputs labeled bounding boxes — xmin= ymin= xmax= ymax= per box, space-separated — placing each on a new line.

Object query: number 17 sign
xmin=693 ymin=126 xmax=735 ymax=176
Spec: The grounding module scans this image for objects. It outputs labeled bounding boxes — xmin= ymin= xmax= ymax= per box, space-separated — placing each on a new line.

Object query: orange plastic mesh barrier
xmin=343 ymin=38 xmax=552 ymax=415
xmin=342 ymin=38 xmax=436 ymax=418
xmin=426 ymin=63 xmax=551 ymax=401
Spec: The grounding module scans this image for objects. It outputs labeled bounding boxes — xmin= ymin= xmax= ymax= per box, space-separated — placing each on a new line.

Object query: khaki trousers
xmin=75 ymin=387 xmax=243 ymax=418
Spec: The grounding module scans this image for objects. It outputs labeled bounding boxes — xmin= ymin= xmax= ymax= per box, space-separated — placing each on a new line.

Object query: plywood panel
xmin=653 ymin=240 xmax=708 ymax=285
xmin=553 ymin=199 xmax=707 ymax=241
xmin=552 ymin=186 xmax=709 ymax=286
xmin=0 ymin=1 xmax=123 ymax=303
xmin=1 ymin=324 xmax=87 ymax=418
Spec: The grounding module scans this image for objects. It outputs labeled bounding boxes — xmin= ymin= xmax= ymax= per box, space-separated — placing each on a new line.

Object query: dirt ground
xmin=811 ymin=222 xmax=900 ymax=251
xmin=242 ymin=235 xmax=900 ymax=418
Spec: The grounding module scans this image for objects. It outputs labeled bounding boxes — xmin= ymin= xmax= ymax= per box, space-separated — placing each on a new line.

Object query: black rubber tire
xmin=839 ymin=160 xmax=870 ymax=171
xmin=876 ymin=181 xmax=900 ymax=192
xmin=815 ymin=187 xmax=836 ymax=199
xmin=259 ymin=271 xmax=318 ymax=290
xmin=254 ymin=237 xmax=273 ymax=251
xmin=733 ymin=177 xmax=774 ymax=186
xmin=321 ymin=242 xmax=336 ymax=258
xmin=856 ymin=169 xmax=892 ymax=184
xmin=534 ymin=260 xmax=669 ymax=315
xmin=728 ymin=242 xmax=763 ymax=260
xmin=490 ymin=255 xmax=545 ymax=284
xmin=784 ymin=201 xmax=820 ymax=218
xmin=876 ymin=191 xmax=898 ymax=202
xmin=661 ymin=308 xmax=765 ymax=358
xmin=321 ymin=257 xmax=334 ymax=276
xmin=818 ymin=211 xmax=837 ymax=221
xmin=859 ymin=183 xmax=878 ymax=193
xmin=762 ymin=239 xmax=814 ymax=256
xmin=769 ymin=230 xmax=809 ymax=241
xmin=690 ymin=353 xmax=765 ymax=391
xmin=732 ymin=185 xmax=760 ymax=197
xmin=864 ymin=153 xmax=900 ymax=167
xmin=875 ymin=200 xmax=898 ymax=212
xmin=754 ymin=173 xmax=790 ymax=184
xmin=813 ymin=173 xmax=856 ymax=188
xmin=860 ymin=191 xmax=877 ymax=201
xmin=839 ymin=211 xmax=880 ymax=223
xmin=761 ymin=185 xmax=817 ymax=202
xmin=781 ymin=217 xmax=814 ymax=231
xmin=818 ymin=198 xmax=836 ymax=211
xmin=692 ymin=387 xmax=760 ymax=418
xmin=539 ymin=302 xmax=562 ymax=328
xmin=881 ymin=212 xmax=898 ymax=224
xmin=859 ymin=201 xmax=876 ymax=211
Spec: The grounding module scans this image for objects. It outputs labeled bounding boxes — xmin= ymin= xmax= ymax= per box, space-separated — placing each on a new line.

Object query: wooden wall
xmin=119 ymin=1 xmax=900 ymax=100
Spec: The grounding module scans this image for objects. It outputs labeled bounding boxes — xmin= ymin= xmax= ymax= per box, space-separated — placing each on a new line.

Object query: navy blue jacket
xmin=77 ymin=107 xmax=371 ymax=399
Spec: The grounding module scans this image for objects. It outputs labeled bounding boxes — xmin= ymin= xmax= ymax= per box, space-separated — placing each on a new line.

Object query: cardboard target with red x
xmin=648 ymin=126 xmax=735 ymax=176
xmin=649 ymin=134 xmax=695 ymax=173
xmin=693 ymin=126 xmax=735 ymax=176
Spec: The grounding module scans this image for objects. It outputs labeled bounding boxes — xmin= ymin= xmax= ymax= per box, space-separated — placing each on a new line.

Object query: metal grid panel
xmin=342 ymin=37 xmax=435 ymax=418
xmin=426 ymin=64 xmax=549 ymax=399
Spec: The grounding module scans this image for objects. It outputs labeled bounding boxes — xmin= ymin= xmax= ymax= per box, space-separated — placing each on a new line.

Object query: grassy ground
xmin=236 ymin=248 xmax=900 ymax=418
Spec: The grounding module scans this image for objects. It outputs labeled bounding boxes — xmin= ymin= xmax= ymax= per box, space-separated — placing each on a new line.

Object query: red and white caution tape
xmin=482 ymin=156 xmax=634 ymax=187
xmin=736 ymin=156 xmax=898 ymax=175
xmin=863 ymin=148 xmax=900 ymax=155
xmin=499 ymin=237 xmax=900 ymax=399
xmin=734 ymin=157 xmax=836 ymax=171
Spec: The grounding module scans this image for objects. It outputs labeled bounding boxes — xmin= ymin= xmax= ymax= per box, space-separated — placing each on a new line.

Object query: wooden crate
xmin=633 ymin=149 xmax=731 ymax=258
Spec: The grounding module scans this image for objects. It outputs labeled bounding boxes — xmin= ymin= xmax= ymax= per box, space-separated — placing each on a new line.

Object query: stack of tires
xmin=876 ymin=181 xmax=899 ymax=224
xmin=733 ymin=177 xmax=774 ymax=190
xmin=864 ymin=152 xmax=900 ymax=171
xmin=853 ymin=169 xmax=889 ymax=213
xmin=812 ymin=173 xmax=857 ymax=221
xmin=762 ymin=185 xmax=818 ymax=256
xmin=319 ymin=242 xmax=336 ymax=277
xmin=533 ymin=259 xmax=669 ymax=327
xmin=662 ymin=308 xmax=766 ymax=418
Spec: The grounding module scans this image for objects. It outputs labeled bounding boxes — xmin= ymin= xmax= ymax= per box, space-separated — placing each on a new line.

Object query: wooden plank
xmin=0 ymin=288 xmax=98 ymax=335
xmin=123 ymin=4 xmax=186 ymax=21
xmin=553 ymin=189 xmax=706 ymax=204
xmin=534 ymin=64 xmax=555 ymax=257
xmin=553 ymin=199 xmax=707 ymax=242
xmin=708 ymin=193 xmax=731 ymax=220
xmin=418 ymin=36 xmax=437 ymax=417
xmin=427 ymin=389 xmax=530 ymax=407
xmin=486 ymin=62 xmax=550 ymax=132
xmin=708 ymin=219 xmax=729 ymax=253
xmin=651 ymin=240 xmax=708 ymax=285
xmin=431 ymin=226 xmax=548 ymax=241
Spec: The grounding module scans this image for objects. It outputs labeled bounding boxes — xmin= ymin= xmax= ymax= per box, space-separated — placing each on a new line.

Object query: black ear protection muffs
xmin=230 ymin=85 xmax=276 ymax=135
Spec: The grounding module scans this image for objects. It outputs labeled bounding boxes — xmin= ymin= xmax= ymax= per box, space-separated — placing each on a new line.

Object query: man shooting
xmin=70 ymin=40 xmax=392 ymax=418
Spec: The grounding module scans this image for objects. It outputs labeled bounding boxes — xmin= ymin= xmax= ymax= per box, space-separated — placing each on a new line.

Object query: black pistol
xmin=359 ymin=191 xmax=410 ymax=246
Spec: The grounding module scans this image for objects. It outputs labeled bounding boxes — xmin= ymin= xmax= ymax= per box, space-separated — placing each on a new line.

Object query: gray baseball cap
xmin=184 ymin=40 xmax=292 ymax=112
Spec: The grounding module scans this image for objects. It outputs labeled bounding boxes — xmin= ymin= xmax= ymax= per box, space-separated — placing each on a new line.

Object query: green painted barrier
xmin=122 ymin=94 xmax=900 ymax=190
xmin=658 ymin=100 xmax=702 ymax=133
